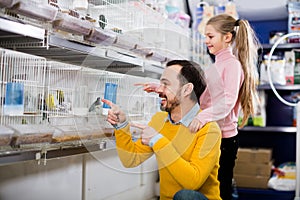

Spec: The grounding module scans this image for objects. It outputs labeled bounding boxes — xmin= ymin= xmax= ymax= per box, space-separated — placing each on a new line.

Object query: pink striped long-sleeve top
xmin=196 ymin=47 xmax=244 ymax=138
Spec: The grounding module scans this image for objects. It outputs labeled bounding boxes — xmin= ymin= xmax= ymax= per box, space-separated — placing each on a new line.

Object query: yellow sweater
xmin=115 ymin=112 xmax=222 ymax=200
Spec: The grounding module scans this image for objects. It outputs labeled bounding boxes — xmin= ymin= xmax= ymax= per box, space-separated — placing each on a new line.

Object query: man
xmin=102 ymin=60 xmax=221 ymax=200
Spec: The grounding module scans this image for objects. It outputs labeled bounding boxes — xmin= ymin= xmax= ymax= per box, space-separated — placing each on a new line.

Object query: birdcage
xmin=87 ymin=0 xmax=190 ymax=59
xmin=0 ymin=47 xmax=47 ymax=125
xmin=44 ymin=61 xmax=83 ymax=120
xmin=82 ymin=67 xmax=159 ymax=126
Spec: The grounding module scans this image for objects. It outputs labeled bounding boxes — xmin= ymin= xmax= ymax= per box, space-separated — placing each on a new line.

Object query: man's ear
xmin=183 ymin=83 xmax=194 ymax=96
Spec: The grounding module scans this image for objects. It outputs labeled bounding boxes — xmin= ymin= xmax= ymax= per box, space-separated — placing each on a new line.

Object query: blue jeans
xmin=173 ymin=189 xmax=208 ymax=200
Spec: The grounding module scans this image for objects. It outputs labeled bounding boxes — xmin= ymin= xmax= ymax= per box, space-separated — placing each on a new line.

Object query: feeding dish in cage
xmin=0 ymin=0 xmax=18 ymax=8
xmin=0 ymin=125 xmax=14 ymax=147
xmin=53 ymin=12 xmax=93 ymax=36
xmin=10 ymin=0 xmax=58 ymax=22
xmin=146 ymin=51 xmax=168 ymax=63
xmin=131 ymin=42 xmax=153 ymax=57
xmin=9 ymin=124 xmax=54 ymax=146
xmin=112 ymin=35 xmax=138 ymax=50
xmin=84 ymin=27 xmax=117 ymax=45
xmin=52 ymin=124 xmax=95 ymax=143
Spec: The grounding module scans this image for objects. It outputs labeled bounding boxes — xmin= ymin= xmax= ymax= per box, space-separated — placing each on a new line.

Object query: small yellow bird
xmin=56 ymin=90 xmax=65 ymax=105
xmin=45 ymin=94 xmax=55 ymax=110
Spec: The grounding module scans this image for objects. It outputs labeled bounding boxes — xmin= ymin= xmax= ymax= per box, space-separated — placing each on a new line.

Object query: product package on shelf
xmin=294 ymin=49 xmax=300 ymax=84
xmin=268 ymin=162 xmax=296 ymax=191
xmin=234 ymin=148 xmax=273 ymax=189
xmin=259 ymin=59 xmax=286 ymax=85
xmin=285 ymin=50 xmax=295 ymax=85
xmin=252 ymin=90 xmax=266 ymax=127
xmin=288 ymin=1 xmax=300 ymax=43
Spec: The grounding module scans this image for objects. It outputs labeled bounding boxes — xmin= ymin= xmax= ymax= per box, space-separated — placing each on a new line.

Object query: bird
xmin=56 ymin=90 xmax=64 ymax=105
xmin=98 ymin=14 xmax=107 ymax=29
xmin=89 ymin=97 xmax=102 ymax=112
xmin=45 ymin=94 xmax=55 ymax=110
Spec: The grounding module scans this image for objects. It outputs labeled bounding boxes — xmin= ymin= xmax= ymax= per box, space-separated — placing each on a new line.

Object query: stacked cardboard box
xmin=234 ymin=148 xmax=273 ymax=189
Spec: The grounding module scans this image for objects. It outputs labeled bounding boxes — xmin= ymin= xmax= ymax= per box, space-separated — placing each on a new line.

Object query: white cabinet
xmin=0 ymin=155 xmax=83 ymax=200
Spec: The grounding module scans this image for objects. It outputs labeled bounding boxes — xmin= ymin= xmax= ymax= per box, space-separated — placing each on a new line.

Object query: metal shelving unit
xmin=262 ymin=43 xmax=300 ymax=50
xmin=239 ymin=126 xmax=297 ymax=133
xmin=258 ymin=84 xmax=300 ymax=90
xmin=0 ymin=0 xmax=186 ymax=165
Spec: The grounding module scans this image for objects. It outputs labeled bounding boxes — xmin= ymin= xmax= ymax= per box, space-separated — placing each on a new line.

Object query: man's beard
xmin=160 ymin=93 xmax=181 ymax=113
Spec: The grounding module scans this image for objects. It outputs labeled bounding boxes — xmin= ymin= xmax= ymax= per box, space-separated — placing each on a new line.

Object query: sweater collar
xmin=215 ymin=47 xmax=234 ymax=62
xmin=166 ymin=103 xmax=200 ymax=127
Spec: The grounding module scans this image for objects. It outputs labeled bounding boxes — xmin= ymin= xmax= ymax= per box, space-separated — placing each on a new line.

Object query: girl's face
xmin=204 ymin=24 xmax=229 ymax=55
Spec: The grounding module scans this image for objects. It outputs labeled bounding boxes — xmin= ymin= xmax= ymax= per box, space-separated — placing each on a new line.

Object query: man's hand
xmin=131 ymin=123 xmax=158 ymax=146
xmin=134 ymin=83 xmax=159 ymax=93
xmin=101 ymin=99 xmax=126 ymax=125
xmin=189 ymin=118 xmax=203 ymax=133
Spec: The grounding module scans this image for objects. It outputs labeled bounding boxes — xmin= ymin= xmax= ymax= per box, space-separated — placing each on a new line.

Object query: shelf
xmin=262 ymin=43 xmax=300 ymax=50
xmin=239 ymin=126 xmax=297 ymax=133
xmin=0 ymin=138 xmax=116 ymax=166
xmin=0 ymin=17 xmax=45 ymax=40
xmin=258 ymin=84 xmax=300 ymax=90
xmin=0 ymin=17 xmax=163 ymax=78
xmin=237 ymin=187 xmax=295 ymax=200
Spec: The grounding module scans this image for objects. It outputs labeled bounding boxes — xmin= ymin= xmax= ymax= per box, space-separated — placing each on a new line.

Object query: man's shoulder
xmin=148 ymin=111 xmax=168 ymax=130
xmin=152 ymin=111 xmax=168 ymax=120
xmin=202 ymin=121 xmax=221 ymax=134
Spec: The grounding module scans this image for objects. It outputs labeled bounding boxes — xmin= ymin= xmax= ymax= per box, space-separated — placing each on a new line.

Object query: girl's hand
xmin=134 ymin=83 xmax=159 ymax=93
xmin=189 ymin=118 xmax=203 ymax=133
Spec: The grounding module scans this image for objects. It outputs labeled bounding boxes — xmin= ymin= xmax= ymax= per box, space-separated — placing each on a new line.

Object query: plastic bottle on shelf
xmin=214 ymin=0 xmax=226 ymax=15
xmin=232 ymin=178 xmax=239 ymax=200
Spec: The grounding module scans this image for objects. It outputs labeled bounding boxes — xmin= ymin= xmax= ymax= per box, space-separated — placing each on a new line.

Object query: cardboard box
xmin=236 ymin=148 xmax=272 ymax=164
xmin=234 ymin=174 xmax=270 ymax=189
xmin=234 ymin=161 xmax=273 ymax=176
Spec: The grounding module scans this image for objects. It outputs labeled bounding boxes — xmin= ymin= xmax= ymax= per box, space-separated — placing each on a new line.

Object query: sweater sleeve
xmin=114 ymin=112 xmax=168 ymax=168
xmin=195 ymin=61 xmax=243 ymax=128
xmin=114 ymin=124 xmax=154 ymax=168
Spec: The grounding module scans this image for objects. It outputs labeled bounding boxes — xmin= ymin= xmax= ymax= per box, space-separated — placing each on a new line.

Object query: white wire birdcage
xmin=88 ymin=0 xmax=143 ymax=33
xmin=82 ymin=67 xmax=159 ymax=124
xmin=87 ymin=0 xmax=190 ymax=58
xmin=45 ymin=61 xmax=83 ymax=119
xmin=0 ymin=47 xmax=47 ymax=125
